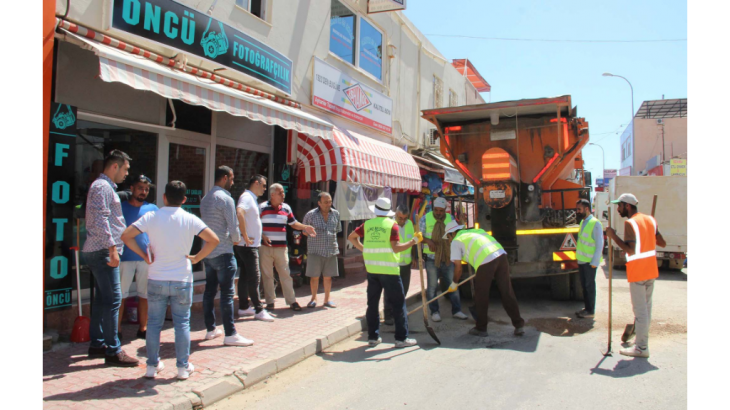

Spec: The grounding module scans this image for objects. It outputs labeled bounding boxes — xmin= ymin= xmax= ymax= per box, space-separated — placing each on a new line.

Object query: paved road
xmin=212 ymin=265 xmax=687 ymax=410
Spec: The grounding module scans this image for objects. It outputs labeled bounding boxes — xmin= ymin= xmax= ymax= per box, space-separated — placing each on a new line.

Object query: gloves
xmin=412 ymin=232 xmax=423 ymax=244
xmin=447 ymin=281 xmax=458 ymax=293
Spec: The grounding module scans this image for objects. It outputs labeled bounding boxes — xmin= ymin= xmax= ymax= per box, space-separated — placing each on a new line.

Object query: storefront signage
xmin=603 ymin=169 xmax=617 ymax=181
xmin=670 ymin=159 xmax=687 ymax=176
xmin=110 ymin=0 xmax=293 ymax=94
xmin=367 ymin=0 xmax=407 ymax=14
xmin=45 ymin=103 xmax=78 ymax=311
xmin=312 ymin=57 xmax=393 ymax=133
xmin=596 ymin=178 xmax=605 ymax=188
xmin=647 ymin=165 xmax=664 ymax=176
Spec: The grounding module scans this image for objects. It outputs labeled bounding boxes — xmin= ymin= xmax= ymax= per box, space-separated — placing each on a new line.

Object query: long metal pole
xmin=613 ymin=75 xmax=635 ymax=171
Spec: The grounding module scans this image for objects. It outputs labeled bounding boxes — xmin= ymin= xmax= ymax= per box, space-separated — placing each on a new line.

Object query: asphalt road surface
xmin=212 ymin=264 xmax=687 ymax=410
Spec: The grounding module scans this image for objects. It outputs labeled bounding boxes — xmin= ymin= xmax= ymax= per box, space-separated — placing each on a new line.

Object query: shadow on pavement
xmin=44 ymin=374 xmax=178 ymax=402
xmin=601 ymin=265 xmax=687 ymax=282
xmin=590 ymin=356 xmax=659 ymax=378
xmin=318 ymin=334 xmax=423 ymax=363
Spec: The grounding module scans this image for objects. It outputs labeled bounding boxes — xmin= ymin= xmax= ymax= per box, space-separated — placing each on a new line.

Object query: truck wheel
xmin=550 ymin=274 xmax=571 ymax=301
xmin=570 ymin=272 xmax=584 ymax=301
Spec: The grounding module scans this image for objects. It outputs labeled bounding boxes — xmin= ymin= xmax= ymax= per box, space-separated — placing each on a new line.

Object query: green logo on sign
xmin=200 ymin=18 xmax=229 ymax=59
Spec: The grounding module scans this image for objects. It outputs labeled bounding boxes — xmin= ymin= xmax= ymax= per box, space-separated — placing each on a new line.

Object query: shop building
xmin=45 ymin=0 xmax=488 ymax=335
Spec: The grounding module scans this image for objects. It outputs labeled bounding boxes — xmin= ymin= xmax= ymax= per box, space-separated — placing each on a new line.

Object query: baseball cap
xmin=442 ymin=220 xmax=465 ymax=239
xmin=610 ymin=193 xmax=638 ymax=205
xmin=433 ymin=197 xmax=447 ymax=209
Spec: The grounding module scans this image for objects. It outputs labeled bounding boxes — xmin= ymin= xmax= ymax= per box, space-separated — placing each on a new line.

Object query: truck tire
xmin=570 ymin=272 xmax=584 ymax=301
xmin=550 ymin=274 xmax=571 ymax=301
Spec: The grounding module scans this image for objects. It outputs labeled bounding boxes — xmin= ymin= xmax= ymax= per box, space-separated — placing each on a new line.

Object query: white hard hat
xmin=370 ymin=197 xmax=395 ymax=217
xmin=442 ymin=220 xmax=464 ymax=239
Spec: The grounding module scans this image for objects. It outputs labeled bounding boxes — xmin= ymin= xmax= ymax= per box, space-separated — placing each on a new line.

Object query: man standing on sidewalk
xmin=200 ymin=167 xmax=253 ymax=346
xmin=235 ymin=175 xmax=274 ymax=322
xmin=348 ymin=197 xmax=420 ymax=348
xmin=122 ymin=180 xmax=220 ymax=379
xmin=118 ymin=174 xmax=158 ymax=341
xmin=443 ymin=221 xmax=525 ymax=337
xmin=420 ymin=197 xmax=468 ymax=322
xmin=383 ymin=205 xmax=415 ymax=326
xmin=575 ymin=198 xmax=604 ymax=319
xmin=606 ymin=193 xmax=666 ymax=358
xmin=259 ymin=183 xmax=316 ymax=312
xmin=303 ymin=192 xmax=341 ymax=309
xmin=83 ymin=149 xmax=139 ymax=367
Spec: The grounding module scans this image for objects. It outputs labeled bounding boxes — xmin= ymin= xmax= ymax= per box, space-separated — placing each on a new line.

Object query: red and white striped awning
xmin=287 ymin=128 xmax=421 ymax=192
xmin=61 ymin=29 xmax=333 ymax=140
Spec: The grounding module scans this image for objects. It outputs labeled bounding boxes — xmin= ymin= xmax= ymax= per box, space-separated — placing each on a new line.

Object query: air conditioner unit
xmin=426 ymin=129 xmax=439 ymax=146
xmin=656 ymin=118 xmax=664 ymax=125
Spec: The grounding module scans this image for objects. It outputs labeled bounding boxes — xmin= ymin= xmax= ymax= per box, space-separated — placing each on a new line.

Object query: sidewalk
xmin=43 ymin=269 xmax=425 ymax=410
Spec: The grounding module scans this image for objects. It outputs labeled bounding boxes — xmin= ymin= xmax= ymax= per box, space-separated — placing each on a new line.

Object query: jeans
xmin=425 ymin=259 xmax=461 ymax=315
xmin=578 ymin=263 xmax=598 ymax=314
xmin=366 ymin=273 xmax=409 ymax=341
xmin=204 ymin=253 xmax=237 ymax=337
xmin=86 ymin=249 xmax=122 ymax=356
xmin=384 ymin=265 xmax=412 ymax=321
xmin=473 ymin=255 xmax=524 ymax=331
xmin=146 ymin=280 xmax=193 ymax=369
xmin=630 ymin=279 xmax=655 ymax=350
xmin=234 ymin=246 xmax=263 ymax=313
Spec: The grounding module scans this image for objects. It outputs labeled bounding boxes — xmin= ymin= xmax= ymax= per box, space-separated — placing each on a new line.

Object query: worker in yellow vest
xmin=575 ymin=198 xmax=604 ymax=319
xmin=606 ymin=193 xmax=666 ymax=358
xmin=443 ymin=221 xmax=525 ymax=337
xmin=419 ymin=197 xmax=468 ymax=322
xmin=348 ymin=197 xmax=422 ymax=348
xmin=382 ymin=205 xmax=415 ymax=326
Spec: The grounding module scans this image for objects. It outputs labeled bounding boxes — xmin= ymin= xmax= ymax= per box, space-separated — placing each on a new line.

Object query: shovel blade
xmin=71 ymin=316 xmax=91 ymax=343
xmin=425 ymin=324 xmax=441 ymax=345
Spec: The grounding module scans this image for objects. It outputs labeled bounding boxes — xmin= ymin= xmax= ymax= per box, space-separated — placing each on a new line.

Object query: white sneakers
xmin=394 ymin=338 xmax=418 ymax=348
xmin=255 ymin=310 xmax=275 ymax=322
xmin=453 ymin=311 xmax=468 ymax=320
xmin=620 ymin=346 xmax=650 ymax=358
xmin=144 ymin=361 xmax=165 ymax=379
xmin=205 ymin=328 xmax=223 ymax=340
xmin=238 ymin=307 xmax=256 ymax=317
xmin=224 ymin=334 xmax=254 ymax=347
xmin=368 ymin=337 xmax=382 ymax=347
xmin=431 ymin=312 xmax=442 ymax=322
xmin=177 ymin=363 xmax=195 ymax=380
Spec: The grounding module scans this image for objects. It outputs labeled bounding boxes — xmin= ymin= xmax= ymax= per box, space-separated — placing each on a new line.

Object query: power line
xmin=425 ymin=34 xmax=686 ymax=43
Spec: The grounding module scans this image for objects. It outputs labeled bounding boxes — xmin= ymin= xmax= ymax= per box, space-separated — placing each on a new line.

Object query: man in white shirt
xmin=234 ymin=174 xmax=274 ymax=322
xmin=122 ymin=181 xmax=220 ymax=380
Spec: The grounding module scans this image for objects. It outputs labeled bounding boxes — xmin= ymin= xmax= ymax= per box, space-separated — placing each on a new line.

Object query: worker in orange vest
xmin=606 ymin=193 xmax=666 ymax=358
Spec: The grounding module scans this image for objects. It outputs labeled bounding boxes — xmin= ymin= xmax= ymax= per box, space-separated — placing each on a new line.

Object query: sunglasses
xmin=136 ymin=175 xmax=153 ymax=184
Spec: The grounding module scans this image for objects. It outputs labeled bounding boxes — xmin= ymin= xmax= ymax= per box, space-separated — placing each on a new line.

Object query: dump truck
xmin=608 ymin=175 xmax=687 ymax=270
xmin=422 ymin=95 xmax=592 ymax=300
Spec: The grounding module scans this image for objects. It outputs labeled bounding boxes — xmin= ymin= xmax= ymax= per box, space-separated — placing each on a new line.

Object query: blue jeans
xmin=146 ymin=280 xmax=193 ymax=369
xmin=425 ymin=259 xmax=461 ymax=315
xmin=366 ymin=273 xmax=408 ymax=341
xmin=204 ymin=253 xmax=237 ymax=337
xmin=86 ymin=249 xmax=122 ymax=356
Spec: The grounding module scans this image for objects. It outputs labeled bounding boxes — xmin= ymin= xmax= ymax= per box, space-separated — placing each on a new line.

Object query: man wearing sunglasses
xmin=119 ymin=174 xmax=158 ymax=341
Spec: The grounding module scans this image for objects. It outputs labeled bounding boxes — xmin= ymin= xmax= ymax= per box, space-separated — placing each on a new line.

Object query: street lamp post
xmin=588 ymin=142 xmax=605 ymax=188
xmin=603 ymin=73 xmax=635 ymax=173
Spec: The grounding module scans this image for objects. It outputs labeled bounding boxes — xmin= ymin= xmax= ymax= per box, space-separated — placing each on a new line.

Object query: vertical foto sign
xmin=45 ymin=103 xmax=77 ymax=311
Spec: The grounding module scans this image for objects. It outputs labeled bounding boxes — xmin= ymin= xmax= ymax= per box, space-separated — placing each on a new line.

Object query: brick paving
xmin=43 ymin=269 xmax=424 ymax=409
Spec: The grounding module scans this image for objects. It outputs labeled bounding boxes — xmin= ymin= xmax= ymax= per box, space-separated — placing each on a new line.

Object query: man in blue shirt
xmin=119 ymin=175 xmax=158 ymax=340
xmin=575 ymin=198 xmax=604 ymax=319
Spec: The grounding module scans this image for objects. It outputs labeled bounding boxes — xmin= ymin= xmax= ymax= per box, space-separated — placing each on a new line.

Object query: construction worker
xmin=419 ymin=197 xmax=468 ymax=322
xmin=383 ymin=205 xmax=415 ymax=326
xmin=606 ymin=193 xmax=666 ymax=358
xmin=575 ymin=198 xmax=604 ymax=319
xmin=348 ymin=197 xmax=422 ymax=348
xmin=443 ymin=221 xmax=525 ymax=337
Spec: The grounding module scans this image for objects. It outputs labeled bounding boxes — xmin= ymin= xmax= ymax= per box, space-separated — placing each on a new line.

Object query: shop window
xmin=165 ymin=99 xmax=212 ymax=135
xmin=359 ymin=19 xmax=383 ymax=80
xmin=236 ymin=0 xmax=267 ymax=20
xmin=215 ymin=145 xmax=270 ymax=203
xmin=329 ymin=0 xmax=385 ymax=81
xmin=330 ymin=0 xmax=357 ymax=65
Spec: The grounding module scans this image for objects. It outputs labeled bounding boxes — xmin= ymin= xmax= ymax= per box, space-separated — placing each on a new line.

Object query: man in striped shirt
xmin=259 ymin=184 xmax=316 ymax=311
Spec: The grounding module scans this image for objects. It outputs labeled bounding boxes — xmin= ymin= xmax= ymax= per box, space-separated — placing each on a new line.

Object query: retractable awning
xmin=286 ymin=127 xmax=421 ymax=192
xmin=60 ymin=27 xmax=333 ymax=140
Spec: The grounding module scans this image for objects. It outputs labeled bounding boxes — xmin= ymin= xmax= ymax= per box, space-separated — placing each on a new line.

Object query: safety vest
xmin=452 ymin=229 xmax=505 ymax=271
xmin=398 ymin=220 xmax=414 ymax=266
xmin=626 ymin=213 xmax=659 ymax=283
xmin=576 ymin=216 xmax=604 ymax=264
xmin=363 ymin=217 xmax=400 ymax=275
xmin=423 ymin=212 xmax=453 ymax=255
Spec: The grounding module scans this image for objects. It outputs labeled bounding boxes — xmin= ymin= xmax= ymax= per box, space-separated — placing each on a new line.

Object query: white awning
xmin=62 ymin=30 xmax=333 ymax=140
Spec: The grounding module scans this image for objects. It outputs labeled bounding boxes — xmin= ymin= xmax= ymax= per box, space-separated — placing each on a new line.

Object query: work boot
xmin=468 ymin=327 xmax=488 ymax=337
xmin=105 ymin=351 xmax=140 ymax=367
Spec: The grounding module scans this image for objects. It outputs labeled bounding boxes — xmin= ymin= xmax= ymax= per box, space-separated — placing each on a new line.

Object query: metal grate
xmin=635 ymin=98 xmax=687 ymax=119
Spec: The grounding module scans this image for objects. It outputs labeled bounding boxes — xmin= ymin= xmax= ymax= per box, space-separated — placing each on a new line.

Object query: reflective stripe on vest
xmin=423 ymin=212 xmax=452 ymax=255
xmin=398 ymin=220 xmax=414 ymax=266
xmin=363 ymin=217 xmax=400 ymax=275
xmin=454 ymin=229 xmax=504 ymax=271
xmin=576 ymin=217 xmax=603 ymax=263
xmin=626 ymin=213 xmax=659 ymax=283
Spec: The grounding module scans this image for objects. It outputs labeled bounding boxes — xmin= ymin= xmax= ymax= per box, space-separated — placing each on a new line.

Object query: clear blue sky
xmin=404 ymin=0 xmax=687 ymax=185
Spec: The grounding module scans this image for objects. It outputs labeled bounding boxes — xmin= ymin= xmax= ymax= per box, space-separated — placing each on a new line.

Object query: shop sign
xmin=596 ymin=178 xmax=605 ymax=188
xmin=670 ymin=159 xmax=687 ymax=176
xmin=312 ymin=57 xmax=393 ymax=133
xmin=647 ymin=165 xmax=664 ymax=176
xmin=603 ymin=169 xmax=617 ymax=181
xmin=367 ymin=0 xmax=407 ymax=14
xmin=110 ymin=0 xmax=293 ymax=94
xmin=45 ymin=103 xmax=78 ymax=311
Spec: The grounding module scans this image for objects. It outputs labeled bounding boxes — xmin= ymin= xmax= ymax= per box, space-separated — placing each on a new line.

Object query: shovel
xmin=71 ymin=219 xmax=91 ymax=343
xmin=407 ymin=274 xmax=476 ymax=316
xmin=414 ymin=204 xmax=440 ymax=345
xmin=603 ymin=210 xmax=614 ymax=356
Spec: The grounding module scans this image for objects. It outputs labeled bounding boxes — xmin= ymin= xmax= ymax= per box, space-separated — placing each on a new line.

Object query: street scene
xmin=39 ymin=0 xmax=690 ymax=409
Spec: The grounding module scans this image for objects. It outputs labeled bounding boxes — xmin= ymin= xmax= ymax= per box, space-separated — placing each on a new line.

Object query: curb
xmin=152 ymin=291 xmax=423 ymax=410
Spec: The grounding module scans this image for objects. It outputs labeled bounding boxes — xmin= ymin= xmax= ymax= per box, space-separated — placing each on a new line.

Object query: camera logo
xmin=52 ymin=104 xmax=76 ymax=130
xmin=200 ymin=18 xmax=229 ymax=59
